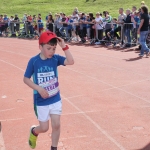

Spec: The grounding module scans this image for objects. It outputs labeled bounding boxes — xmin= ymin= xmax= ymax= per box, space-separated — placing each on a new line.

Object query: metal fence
xmin=0 ymin=21 xmax=150 ymax=48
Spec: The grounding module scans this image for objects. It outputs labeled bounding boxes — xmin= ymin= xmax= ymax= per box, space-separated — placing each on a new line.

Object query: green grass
xmin=0 ymin=0 xmax=150 ymax=18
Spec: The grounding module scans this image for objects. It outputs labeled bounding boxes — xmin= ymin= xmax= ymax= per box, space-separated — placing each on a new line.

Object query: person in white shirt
xmin=94 ymin=12 xmax=103 ymax=45
xmin=113 ymin=8 xmax=126 ymax=43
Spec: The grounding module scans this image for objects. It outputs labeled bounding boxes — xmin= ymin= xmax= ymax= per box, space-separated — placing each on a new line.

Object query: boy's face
xmin=119 ymin=9 xmax=123 ymax=14
xmin=40 ymin=44 xmax=57 ymax=58
xmin=132 ymin=7 xmax=136 ymax=12
xmin=113 ymin=19 xmax=116 ymax=23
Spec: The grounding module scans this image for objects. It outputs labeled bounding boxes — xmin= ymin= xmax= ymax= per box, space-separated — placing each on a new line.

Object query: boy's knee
xmin=52 ymin=123 xmax=60 ymax=131
xmin=40 ymin=126 xmax=49 ymax=133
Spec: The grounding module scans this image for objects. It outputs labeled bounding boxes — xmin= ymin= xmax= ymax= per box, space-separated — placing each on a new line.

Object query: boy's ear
xmin=39 ymin=45 xmax=43 ymax=51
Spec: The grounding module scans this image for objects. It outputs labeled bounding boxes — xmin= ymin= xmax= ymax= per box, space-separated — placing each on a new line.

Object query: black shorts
xmin=4 ymin=24 xmax=8 ymax=30
xmin=110 ymin=30 xmax=114 ymax=36
xmin=0 ymin=25 xmax=5 ymax=32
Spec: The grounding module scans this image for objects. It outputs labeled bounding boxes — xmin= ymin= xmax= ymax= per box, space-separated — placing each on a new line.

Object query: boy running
xmin=23 ymin=31 xmax=74 ymax=150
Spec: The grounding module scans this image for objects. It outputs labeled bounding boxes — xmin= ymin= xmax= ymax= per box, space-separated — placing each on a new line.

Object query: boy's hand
xmin=57 ymin=37 xmax=66 ymax=49
xmin=37 ymin=86 xmax=49 ymax=99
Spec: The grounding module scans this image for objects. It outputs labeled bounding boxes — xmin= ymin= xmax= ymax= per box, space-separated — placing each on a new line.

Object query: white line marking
xmin=61 ymin=95 xmax=126 ymax=150
xmin=71 ymin=48 xmax=149 ymax=65
xmin=64 ymin=94 xmax=83 ymax=99
xmin=0 ymin=58 xmax=150 ymax=104
xmin=0 ymin=55 xmax=149 ymax=149
xmin=37 ymin=135 xmax=87 ymax=143
xmin=73 ymin=56 xmax=148 ymax=78
xmin=62 ymin=110 xmax=103 ymax=116
xmin=1 ymin=49 xmax=150 ymax=87
xmin=0 ymin=49 xmax=149 ymax=78
xmin=65 ymin=67 xmax=150 ymax=104
xmin=0 ymin=108 xmax=15 ymax=112
xmin=0 ymin=118 xmax=24 ymax=122
xmin=0 ymin=60 xmax=24 ymax=72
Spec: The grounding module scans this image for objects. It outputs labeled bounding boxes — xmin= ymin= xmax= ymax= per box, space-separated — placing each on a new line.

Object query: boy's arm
xmin=57 ymin=37 xmax=74 ymax=65
xmin=64 ymin=50 xmax=74 ymax=65
xmin=23 ymin=77 xmax=49 ymax=99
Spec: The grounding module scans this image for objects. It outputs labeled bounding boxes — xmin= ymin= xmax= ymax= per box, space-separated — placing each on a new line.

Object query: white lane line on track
xmin=0 ymin=58 xmax=125 ymax=149
xmin=0 ymin=58 xmax=150 ymax=104
xmin=0 ymin=55 xmax=150 ymax=149
xmin=0 ymin=108 xmax=15 ymax=112
xmin=61 ymin=94 xmax=126 ymax=150
xmin=65 ymin=67 xmax=150 ymax=104
xmin=0 ymin=50 xmax=150 ymax=84
xmin=0 ymin=49 xmax=149 ymax=78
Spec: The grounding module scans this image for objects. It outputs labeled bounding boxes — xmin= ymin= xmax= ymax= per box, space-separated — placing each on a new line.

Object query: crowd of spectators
xmin=0 ymin=1 xmax=150 ymax=49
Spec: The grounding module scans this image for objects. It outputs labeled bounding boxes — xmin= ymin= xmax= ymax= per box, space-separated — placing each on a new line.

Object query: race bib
xmin=39 ymin=78 xmax=59 ymax=97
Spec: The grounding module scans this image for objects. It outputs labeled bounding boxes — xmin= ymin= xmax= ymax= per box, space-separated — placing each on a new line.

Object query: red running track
xmin=0 ymin=38 xmax=150 ymax=150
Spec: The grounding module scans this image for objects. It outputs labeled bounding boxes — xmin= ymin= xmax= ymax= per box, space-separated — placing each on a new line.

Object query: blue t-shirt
xmin=24 ymin=54 xmax=66 ymax=106
xmin=4 ymin=17 xmax=8 ymax=21
xmin=68 ymin=19 xmax=73 ymax=29
xmin=80 ymin=17 xmax=86 ymax=29
xmin=38 ymin=20 xmax=44 ymax=28
xmin=134 ymin=16 xmax=140 ymax=29
xmin=86 ymin=19 xmax=91 ymax=28
xmin=46 ymin=16 xmax=48 ymax=20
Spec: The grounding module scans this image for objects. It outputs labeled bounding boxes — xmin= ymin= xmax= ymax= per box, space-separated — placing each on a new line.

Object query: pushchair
xmin=59 ymin=27 xmax=69 ymax=41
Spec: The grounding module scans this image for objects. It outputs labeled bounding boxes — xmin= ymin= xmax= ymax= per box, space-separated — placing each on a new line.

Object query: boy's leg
xmin=29 ymin=105 xmax=50 ymax=149
xmin=50 ymin=100 xmax=62 ymax=150
xmin=29 ymin=121 xmax=49 ymax=149
xmin=34 ymin=121 xmax=49 ymax=134
xmin=50 ymin=114 xmax=61 ymax=148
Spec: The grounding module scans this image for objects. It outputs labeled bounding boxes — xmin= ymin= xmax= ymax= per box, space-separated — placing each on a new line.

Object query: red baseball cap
xmin=39 ymin=31 xmax=58 ymax=45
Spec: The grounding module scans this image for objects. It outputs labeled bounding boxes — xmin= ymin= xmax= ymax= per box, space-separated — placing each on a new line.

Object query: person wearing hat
xmin=141 ymin=1 xmax=145 ymax=6
xmin=23 ymin=31 xmax=74 ymax=150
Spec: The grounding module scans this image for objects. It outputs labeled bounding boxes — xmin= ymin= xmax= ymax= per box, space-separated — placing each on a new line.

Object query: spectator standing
xmin=46 ymin=15 xmax=54 ymax=32
xmin=138 ymin=5 xmax=150 ymax=57
xmin=114 ymin=8 xmax=126 ymax=45
xmin=94 ymin=12 xmax=103 ymax=45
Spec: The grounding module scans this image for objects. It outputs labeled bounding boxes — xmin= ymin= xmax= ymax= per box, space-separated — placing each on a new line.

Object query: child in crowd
xmin=0 ymin=15 xmax=4 ymax=36
xmin=33 ymin=15 xmax=39 ymax=39
xmin=54 ymin=14 xmax=62 ymax=37
xmin=131 ymin=11 xmax=140 ymax=44
xmin=79 ymin=13 xmax=87 ymax=43
xmin=123 ymin=9 xmax=132 ymax=47
xmin=60 ymin=13 xmax=68 ymax=39
xmin=27 ymin=15 xmax=34 ymax=35
xmin=103 ymin=11 xmax=112 ymax=41
xmin=85 ymin=15 xmax=91 ymax=39
xmin=94 ymin=12 xmax=103 ymax=45
xmin=107 ymin=18 xmax=118 ymax=46
xmin=71 ymin=11 xmax=79 ymax=41
xmin=67 ymin=15 xmax=73 ymax=40
xmin=3 ymin=14 xmax=9 ymax=36
xmin=38 ymin=17 xmax=44 ymax=35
